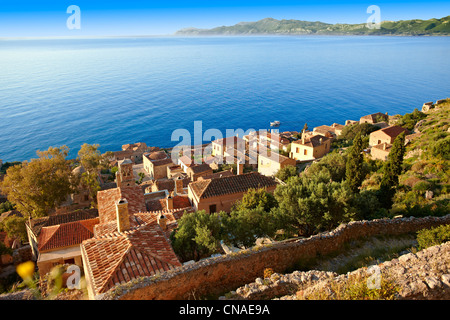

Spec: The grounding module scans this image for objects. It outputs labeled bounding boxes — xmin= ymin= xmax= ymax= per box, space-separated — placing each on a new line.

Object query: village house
xmin=24 ymin=209 xmax=99 ymax=275
xmin=368 ymin=125 xmax=409 ymax=147
xmin=258 ymin=151 xmax=297 ymax=177
xmin=290 ymin=132 xmax=331 ymax=161
xmin=167 ymin=164 xmax=184 ymax=178
xmin=370 ymin=142 xmax=393 ymax=161
xmin=223 ymin=147 xmax=257 ymax=170
xmin=197 ymin=170 xmax=234 ymax=181
xmin=345 ymin=120 xmax=359 ymax=126
xmin=121 ymin=142 xmax=151 ymax=163
xmin=312 ymin=125 xmax=337 ymax=140
xmin=178 ymin=155 xmax=194 ymax=173
xmin=80 ymin=159 xmax=192 ymax=299
xmin=211 ymin=136 xmax=246 ymax=159
xmin=188 ymin=172 xmax=278 ymax=214
xmin=143 ymin=151 xmax=174 ymax=179
xmin=359 ymin=112 xmax=389 ymax=124
xmin=150 ymin=177 xmax=190 ymax=194
xmin=186 ymin=163 xmax=214 ymax=181
xmin=81 ymin=203 xmax=186 ymax=299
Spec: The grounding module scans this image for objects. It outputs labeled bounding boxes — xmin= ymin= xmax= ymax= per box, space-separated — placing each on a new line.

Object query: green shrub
xmin=416 ymin=224 xmax=450 ymax=250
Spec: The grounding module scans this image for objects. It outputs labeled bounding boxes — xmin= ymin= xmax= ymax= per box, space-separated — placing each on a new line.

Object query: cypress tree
xmin=378 ymin=132 xmax=406 ymax=208
xmin=346 ymin=132 xmax=364 ymax=193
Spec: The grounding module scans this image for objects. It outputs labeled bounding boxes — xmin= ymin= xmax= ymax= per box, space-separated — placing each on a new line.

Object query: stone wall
xmin=101 ymin=215 xmax=450 ymax=300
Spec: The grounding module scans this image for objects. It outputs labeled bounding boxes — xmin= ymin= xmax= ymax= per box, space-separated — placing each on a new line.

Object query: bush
xmin=431 ymin=136 xmax=450 ymax=160
xmin=416 ymin=224 xmax=450 ymax=250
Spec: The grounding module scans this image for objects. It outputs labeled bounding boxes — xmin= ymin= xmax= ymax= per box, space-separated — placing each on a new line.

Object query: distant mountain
xmin=176 ymin=16 xmax=450 ymax=36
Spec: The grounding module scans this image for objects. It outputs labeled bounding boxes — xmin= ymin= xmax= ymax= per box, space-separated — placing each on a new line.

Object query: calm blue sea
xmin=0 ymin=36 xmax=449 ymax=162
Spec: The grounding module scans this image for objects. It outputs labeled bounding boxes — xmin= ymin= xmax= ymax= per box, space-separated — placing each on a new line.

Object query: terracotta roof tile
xmin=377 ymin=125 xmax=409 ymax=138
xmin=38 ymin=218 xmax=99 ymax=252
xmin=189 ymin=172 xmax=278 ymax=199
xmin=81 ymin=220 xmax=182 ymax=295
xmin=28 ymin=209 xmax=99 ymax=237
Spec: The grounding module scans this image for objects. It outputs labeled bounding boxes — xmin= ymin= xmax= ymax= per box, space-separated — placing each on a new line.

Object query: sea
xmin=0 ymin=35 xmax=449 ymax=162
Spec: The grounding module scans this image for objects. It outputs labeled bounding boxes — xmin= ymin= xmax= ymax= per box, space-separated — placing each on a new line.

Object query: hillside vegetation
xmin=176 ymin=16 xmax=450 ymax=36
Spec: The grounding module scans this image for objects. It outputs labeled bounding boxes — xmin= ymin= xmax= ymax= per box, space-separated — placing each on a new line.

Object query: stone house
xmin=178 ymin=155 xmax=194 ymax=173
xmin=81 ymin=203 xmax=186 ymax=299
xmin=81 ymin=161 xmax=192 ymax=299
xmin=290 ymin=134 xmax=331 ymax=161
xmin=211 ymin=136 xmax=246 ymax=158
xmin=186 ymin=163 xmax=214 ymax=182
xmin=188 ymin=172 xmax=278 ymax=214
xmin=143 ymin=151 xmax=174 ymax=180
xmin=35 ymin=217 xmax=99 ymax=277
xmin=167 ymin=165 xmax=184 ymax=178
xmin=360 ymin=112 xmax=389 ymax=124
xmin=369 ymin=125 xmax=409 ymax=147
xmin=116 ymin=142 xmax=156 ymax=164
xmin=25 ymin=209 xmax=99 ymax=263
xmin=370 ymin=142 xmax=393 ymax=161
xmin=313 ymin=125 xmax=337 ymax=140
xmin=258 ymin=151 xmax=296 ymax=177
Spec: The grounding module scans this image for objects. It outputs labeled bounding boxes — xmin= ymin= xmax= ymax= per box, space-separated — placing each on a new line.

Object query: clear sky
xmin=0 ymin=1 xmax=449 ymax=37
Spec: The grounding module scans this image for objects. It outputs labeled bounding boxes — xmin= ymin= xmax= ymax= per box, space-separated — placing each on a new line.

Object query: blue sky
xmin=0 ymin=1 xmax=449 ymax=37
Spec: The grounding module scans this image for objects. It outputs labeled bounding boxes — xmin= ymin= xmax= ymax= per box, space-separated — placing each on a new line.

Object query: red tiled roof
xmin=81 ymin=220 xmax=182 ymax=295
xmin=145 ymin=151 xmax=168 ymax=161
xmin=189 ymin=172 xmax=278 ymax=200
xmin=292 ymin=135 xmax=331 ymax=148
xmin=187 ymin=163 xmax=213 ymax=174
xmin=38 ymin=218 xmax=99 ymax=252
xmin=198 ymin=170 xmax=234 ymax=181
xmin=377 ymin=125 xmax=409 ymax=138
xmin=28 ymin=209 xmax=99 ymax=237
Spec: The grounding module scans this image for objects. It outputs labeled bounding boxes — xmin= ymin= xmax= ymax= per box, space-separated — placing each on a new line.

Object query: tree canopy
xmin=0 ymin=146 xmax=76 ymax=218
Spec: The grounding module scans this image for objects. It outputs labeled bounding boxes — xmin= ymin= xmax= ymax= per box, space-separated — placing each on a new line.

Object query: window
xmin=64 ymin=258 xmax=75 ymax=265
xmin=209 ymin=204 xmax=217 ymax=213
xmin=378 ymin=140 xmax=381 ymax=145
xmin=296 ymin=147 xmax=299 ymax=153
xmin=304 ymin=149 xmax=307 ymax=155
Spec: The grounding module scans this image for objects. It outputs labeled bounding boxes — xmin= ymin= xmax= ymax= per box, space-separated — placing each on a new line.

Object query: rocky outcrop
xmin=276 ymin=241 xmax=450 ymax=300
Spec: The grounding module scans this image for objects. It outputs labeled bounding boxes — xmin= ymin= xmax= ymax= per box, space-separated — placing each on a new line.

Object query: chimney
xmin=301 ymin=129 xmax=306 ymax=144
xmin=116 ymin=199 xmax=130 ymax=232
xmin=175 ymin=176 xmax=183 ymax=195
xmin=319 ymin=137 xmax=323 ymax=144
xmin=383 ymin=143 xmax=387 ymax=151
xmin=158 ymin=214 xmax=167 ymax=231
xmin=166 ymin=194 xmax=174 ymax=210
xmin=237 ymin=160 xmax=244 ymax=175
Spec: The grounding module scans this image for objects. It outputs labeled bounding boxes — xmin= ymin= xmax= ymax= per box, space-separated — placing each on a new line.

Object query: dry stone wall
xmin=100 ymin=215 xmax=450 ymax=300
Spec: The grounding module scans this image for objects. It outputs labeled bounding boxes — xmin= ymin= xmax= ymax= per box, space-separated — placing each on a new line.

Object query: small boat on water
xmin=270 ymin=121 xmax=280 ymax=127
